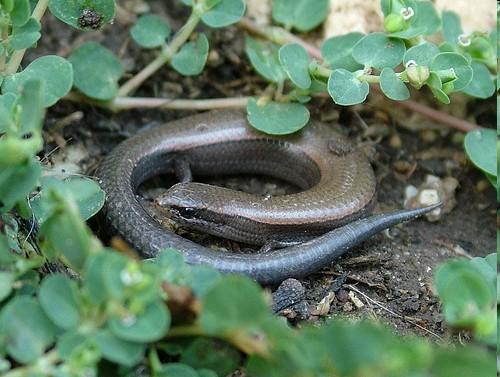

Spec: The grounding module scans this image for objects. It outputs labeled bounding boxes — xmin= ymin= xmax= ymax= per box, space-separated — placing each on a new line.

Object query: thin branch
xmin=347 ymin=284 xmax=444 ymax=341
xmin=238 ymin=17 xmax=480 ymax=132
xmin=117 ymin=12 xmax=202 ymax=97
xmin=111 ymin=96 xmax=249 ymax=111
xmin=5 ymin=0 xmax=49 ymax=74
xmin=64 ymin=91 xmax=249 ymax=111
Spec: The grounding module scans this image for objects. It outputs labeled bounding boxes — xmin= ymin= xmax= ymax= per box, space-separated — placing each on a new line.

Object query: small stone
xmin=404 ymin=175 xmax=458 ymax=221
xmin=389 ymin=133 xmax=403 ymax=149
xmin=348 ymin=291 xmax=365 ymax=309
xmin=476 ymin=179 xmax=491 ymax=192
xmin=420 ymin=130 xmax=438 ymax=143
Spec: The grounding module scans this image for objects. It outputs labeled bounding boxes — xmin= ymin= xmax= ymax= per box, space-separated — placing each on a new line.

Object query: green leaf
xmin=130 ymin=14 xmax=170 ymax=49
xmin=245 ymin=37 xmax=286 ymax=83
xmin=171 ymin=33 xmax=209 ymax=76
xmin=461 ymin=62 xmax=495 ymax=99
xmin=278 ymin=43 xmax=311 ymax=89
xmin=18 ymin=79 xmax=44 ymax=135
xmin=404 ymin=42 xmax=440 ymax=67
xmin=415 ymin=1 xmax=440 ymax=35
xmin=380 ymin=0 xmax=417 ymax=17
xmin=246 ymin=98 xmax=310 ymax=135
xmin=441 ymin=11 xmax=462 ymax=48
xmin=430 ymin=52 xmax=473 ymax=91
xmin=464 ymin=128 xmax=496 ymax=177
xmin=470 ymin=254 xmax=496 ymax=296
xmin=380 ymin=68 xmax=410 ymax=101
xmin=201 ymin=0 xmax=245 ymax=28
xmin=435 ymin=260 xmax=495 ymax=327
xmin=39 ymin=191 xmax=92 ymax=271
xmin=0 ymin=158 xmax=41 ymax=211
xmin=189 ymin=265 xmax=221 ymax=297
xmin=427 ymin=73 xmax=450 ymax=104
xmin=48 ymin=0 xmax=116 ymax=30
xmin=0 ymin=271 xmax=13 ymax=302
xmin=158 ymin=363 xmax=199 ymax=377
xmin=352 ymin=33 xmax=406 ymax=69
xmin=180 ymin=338 xmax=240 ymax=377
xmin=31 ymin=176 xmax=105 ymax=224
xmin=0 ymin=296 xmax=56 ymax=363
xmin=57 ymin=330 xmax=100 ymax=364
xmin=10 ymin=0 xmax=30 ymax=26
xmin=94 ymin=329 xmax=145 ymax=367
xmin=69 ymin=42 xmax=123 ymax=100
xmin=431 ymin=347 xmax=496 ymax=377
xmin=2 ymin=55 xmax=73 ymax=107
xmin=109 ymin=301 xmax=171 ymax=342
xmin=10 ymin=17 xmax=41 ymax=50
xmin=39 ymin=273 xmax=80 ymax=330
xmin=83 ymin=252 xmax=111 ymax=304
xmin=321 ymin=32 xmax=364 ymax=71
xmin=327 ymin=69 xmax=369 ymax=106
xmin=272 ymin=0 xmax=329 ymax=32
xmin=199 ymin=276 xmax=270 ymax=335
xmin=155 ymin=249 xmax=192 ymax=286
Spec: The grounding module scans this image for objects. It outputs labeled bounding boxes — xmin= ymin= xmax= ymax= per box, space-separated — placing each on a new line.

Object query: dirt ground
xmin=33 ymin=1 xmax=496 ymax=342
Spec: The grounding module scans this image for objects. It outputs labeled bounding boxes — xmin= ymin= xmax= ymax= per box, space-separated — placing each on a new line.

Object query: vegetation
xmin=0 ymin=0 xmax=497 ymax=376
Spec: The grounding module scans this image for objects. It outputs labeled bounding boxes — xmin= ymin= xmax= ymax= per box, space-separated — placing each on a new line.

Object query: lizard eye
xmin=178 ymin=207 xmax=198 ymax=219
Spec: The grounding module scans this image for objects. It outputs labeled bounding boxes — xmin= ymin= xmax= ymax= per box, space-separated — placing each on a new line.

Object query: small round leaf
xmin=10 ymin=0 xmax=30 ymax=26
xmin=464 ymin=128 xmax=496 ymax=177
xmin=404 ymin=42 xmax=439 ymax=67
xmin=131 ymin=14 xmax=170 ymax=49
xmin=69 ymin=42 xmax=124 ymax=100
xmin=39 ymin=273 xmax=80 ymax=330
xmin=380 ymin=68 xmax=410 ymax=101
xmin=246 ymin=98 xmax=310 ymax=135
xmin=272 ymin=0 xmax=329 ymax=32
xmin=352 ymin=33 xmax=406 ymax=69
xmin=94 ymin=329 xmax=145 ymax=367
xmin=327 ymin=69 xmax=369 ymax=106
xmin=171 ymin=33 xmax=209 ymax=76
xmin=10 ymin=18 xmax=41 ymax=50
xmin=245 ymin=37 xmax=286 ymax=83
xmin=0 ymin=296 xmax=56 ymax=363
xmin=441 ymin=11 xmax=462 ymax=47
xmin=199 ymin=276 xmax=270 ymax=335
xmin=48 ymin=0 xmax=115 ymax=30
xmin=2 ymin=55 xmax=73 ymax=107
xmin=158 ymin=363 xmax=199 ymax=377
xmin=461 ymin=62 xmax=495 ymax=99
xmin=321 ymin=32 xmax=364 ymax=71
xmin=278 ymin=43 xmax=311 ymax=89
xmin=201 ymin=0 xmax=245 ymax=28
xmin=109 ymin=301 xmax=171 ymax=342
xmin=431 ymin=52 xmax=473 ymax=91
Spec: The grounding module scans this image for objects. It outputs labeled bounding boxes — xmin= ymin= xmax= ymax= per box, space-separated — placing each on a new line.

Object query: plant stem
xmin=5 ymin=0 xmax=49 ymax=74
xmin=117 ymin=11 xmax=202 ymax=97
xmin=65 ymin=91 xmax=250 ymax=111
xmin=111 ymin=96 xmax=250 ymax=111
xmin=238 ymin=17 xmax=479 ymax=132
xmin=358 ymin=74 xmax=381 ymax=84
xmin=238 ymin=17 xmax=322 ymax=60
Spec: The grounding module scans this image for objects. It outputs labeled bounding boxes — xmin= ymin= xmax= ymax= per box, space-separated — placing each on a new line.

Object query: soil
xmin=32 ymin=1 xmax=496 ymax=343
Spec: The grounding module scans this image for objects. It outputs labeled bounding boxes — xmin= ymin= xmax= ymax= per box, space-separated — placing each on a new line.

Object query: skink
xmin=97 ymin=110 xmax=437 ymax=285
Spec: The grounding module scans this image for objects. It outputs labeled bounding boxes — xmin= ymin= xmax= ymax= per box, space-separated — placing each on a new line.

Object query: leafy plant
xmin=242 ymin=0 xmax=497 ymax=133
